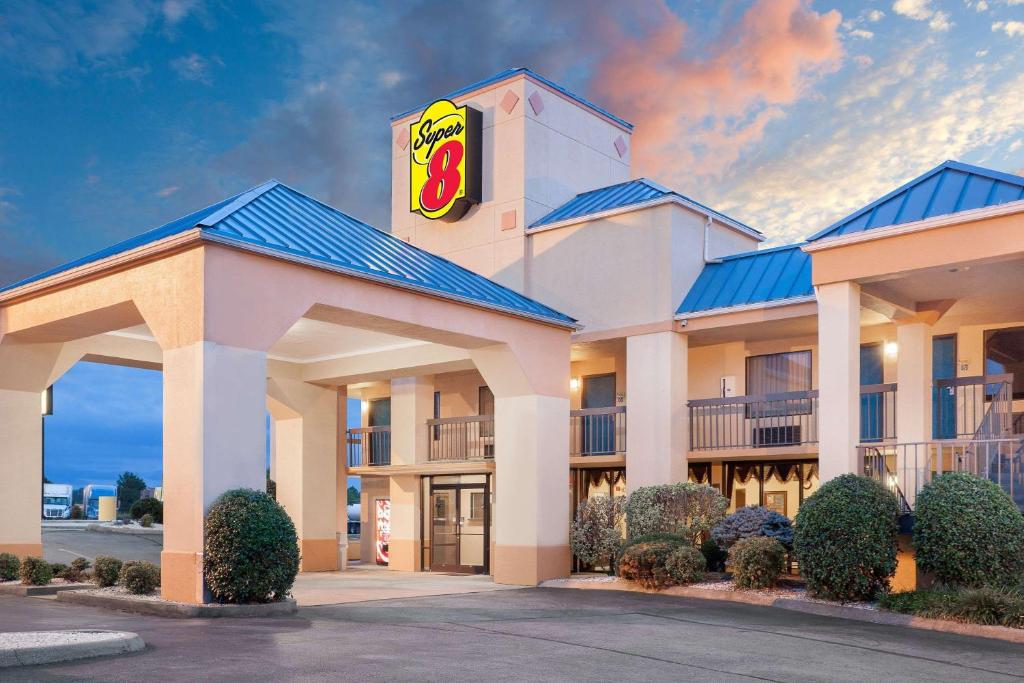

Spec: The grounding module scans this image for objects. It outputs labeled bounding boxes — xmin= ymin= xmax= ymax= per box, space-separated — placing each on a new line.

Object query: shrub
xmin=204 ymin=488 xmax=300 ymax=604
xmin=700 ymin=538 xmax=728 ymax=572
xmin=624 ymin=483 xmax=728 ymax=544
xmin=914 ymin=472 xmax=1024 ymax=588
xmin=59 ymin=557 xmax=91 ymax=583
xmin=0 ymin=553 xmax=20 ymax=581
xmin=93 ymin=556 xmax=123 ymax=587
xmin=129 ymin=497 xmax=163 ymax=524
xmin=712 ymin=506 xmax=793 ymax=550
xmin=794 ymin=474 xmax=899 ymax=601
xmin=119 ymin=560 xmax=160 ymax=595
xmin=729 ymin=537 xmax=786 ymax=589
xmin=621 ymin=532 xmax=687 ymax=552
xmin=619 ymin=539 xmax=683 ymax=590
xmin=140 ymin=513 xmax=154 ymax=528
xmin=49 ymin=562 xmax=68 ymax=578
xmin=70 ymin=504 xmax=83 ymax=520
xmin=570 ymin=496 xmax=624 ymax=571
xmin=879 ymin=586 xmax=1024 ymax=628
xmin=19 ymin=557 xmax=53 ymax=586
xmin=665 ymin=546 xmax=706 ymax=584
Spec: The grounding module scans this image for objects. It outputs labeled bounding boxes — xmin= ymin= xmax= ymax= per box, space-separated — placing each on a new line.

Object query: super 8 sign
xmin=409 ymin=99 xmax=482 ymax=222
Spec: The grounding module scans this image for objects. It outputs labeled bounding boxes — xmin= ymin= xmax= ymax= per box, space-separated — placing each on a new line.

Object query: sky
xmin=3 ymin=0 xmax=1023 ymax=486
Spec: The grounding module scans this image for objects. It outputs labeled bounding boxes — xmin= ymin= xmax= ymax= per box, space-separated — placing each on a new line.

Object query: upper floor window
xmin=746 ymin=350 xmax=812 ymax=417
xmin=985 ymin=327 xmax=1024 ymax=399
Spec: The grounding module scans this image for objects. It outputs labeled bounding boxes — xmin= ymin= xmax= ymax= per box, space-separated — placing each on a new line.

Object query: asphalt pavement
xmin=41 ymin=527 xmax=162 ymax=565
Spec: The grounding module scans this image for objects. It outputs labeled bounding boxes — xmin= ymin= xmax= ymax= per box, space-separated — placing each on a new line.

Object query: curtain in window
xmin=746 ymin=351 xmax=812 ymax=417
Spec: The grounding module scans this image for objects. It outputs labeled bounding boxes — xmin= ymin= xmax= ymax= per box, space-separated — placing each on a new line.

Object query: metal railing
xmin=688 ymin=390 xmax=818 ymax=450
xmin=860 ymin=437 xmax=1024 ymax=510
xmin=427 ymin=415 xmax=495 ymax=462
xmin=934 ymin=374 xmax=1013 ymax=439
xmin=346 ymin=426 xmax=391 ymax=467
xmin=570 ymin=406 xmax=626 ymax=456
xmin=860 ymin=383 xmax=897 ymax=443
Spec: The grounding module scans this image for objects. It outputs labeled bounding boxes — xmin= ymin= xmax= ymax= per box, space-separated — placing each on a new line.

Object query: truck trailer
xmin=42 ymin=483 xmax=73 ymax=519
xmin=82 ymin=484 xmax=118 ymax=520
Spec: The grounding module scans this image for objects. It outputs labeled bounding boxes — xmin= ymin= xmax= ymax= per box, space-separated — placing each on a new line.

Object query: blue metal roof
xmin=529 ymin=178 xmax=762 ymax=235
xmin=808 ymin=160 xmax=1024 ymax=241
xmin=676 ymin=243 xmax=813 ymax=316
xmin=390 ymin=67 xmax=633 ymax=131
xmin=1 ymin=182 xmax=577 ymax=327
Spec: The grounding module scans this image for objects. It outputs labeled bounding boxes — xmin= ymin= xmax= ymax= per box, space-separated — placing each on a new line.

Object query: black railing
xmin=860 ymin=383 xmax=897 ymax=443
xmin=688 ymin=391 xmax=818 ymax=450
xmin=570 ymin=406 xmax=626 ymax=456
xmin=934 ymin=374 xmax=1013 ymax=439
xmin=347 ymin=426 xmax=391 ymax=467
xmin=427 ymin=415 xmax=494 ymax=462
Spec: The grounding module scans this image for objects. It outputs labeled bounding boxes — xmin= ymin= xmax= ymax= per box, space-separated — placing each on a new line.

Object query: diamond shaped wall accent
xmin=499 ymin=89 xmax=519 ymax=114
xmin=528 ymin=91 xmax=544 ymax=115
xmin=613 ymin=135 xmax=627 ymax=158
xmin=396 ymin=128 xmax=410 ymax=150
xmin=500 ymin=210 xmax=517 ymax=231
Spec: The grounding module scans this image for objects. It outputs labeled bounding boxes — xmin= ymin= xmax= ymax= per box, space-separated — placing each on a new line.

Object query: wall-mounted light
xmin=569 ymin=377 xmax=580 ymax=392
xmin=361 ymin=400 xmax=369 ymax=413
xmin=884 ymin=341 xmax=898 ymax=358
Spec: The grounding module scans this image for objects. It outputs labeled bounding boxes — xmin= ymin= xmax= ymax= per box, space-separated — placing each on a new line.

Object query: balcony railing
xmin=860 ymin=383 xmax=897 ymax=443
xmin=346 ymin=426 xmax=391 ymax=467
xmin=688 ymin=391 xmax=819 ymax=451
xmin=570 ymin=406 xmax=626 ymax=456
xmin=860 ymin=437 xmax=1024 ymax=511
xmin=427 ymin=415 xmax=494 ymax=462
xmin=934 ymin=374 xmax=1013 ymax=439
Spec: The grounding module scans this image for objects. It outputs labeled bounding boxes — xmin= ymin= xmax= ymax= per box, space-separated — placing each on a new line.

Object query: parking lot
xmin=41 ymin=523 xmax=162 ymax=565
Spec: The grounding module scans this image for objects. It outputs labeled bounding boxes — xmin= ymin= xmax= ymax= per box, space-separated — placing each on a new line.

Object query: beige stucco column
xmin=267 ymin=375 xmax=341 ymax=572
xmin=471 ymin=341 xmax=570 ymax=586
xmin=817 ymin=281 xmax=861 ymax=482
xmin=625 ymin=331 xmax=688 ymax=491
xmin=161 ymin=342 xmax=268 ymax=603
xmin=0 ymin=341 xmax=81 ymax=558
xmin=386 ymin=375 xmax=433 ymax=571
xmin=895 ymin=322 xmax=933 ymax=506
xmin=335 ymin=387 xmax=348 ymax=570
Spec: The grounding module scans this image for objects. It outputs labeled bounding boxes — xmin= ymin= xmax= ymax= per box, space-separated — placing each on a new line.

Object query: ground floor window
xmin=688 ymin=460 xmax=819 ymax=519
xmin=420 ymin=473 xmax=490 ymax=575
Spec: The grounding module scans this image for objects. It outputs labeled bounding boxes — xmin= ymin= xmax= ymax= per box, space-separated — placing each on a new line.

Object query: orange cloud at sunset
xmin=589 ymin=0 xmax=843 ymax=182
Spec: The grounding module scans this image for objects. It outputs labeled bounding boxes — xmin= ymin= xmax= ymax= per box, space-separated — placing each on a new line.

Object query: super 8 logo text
xmin=409 ymin=99 xmax=482 ymax=222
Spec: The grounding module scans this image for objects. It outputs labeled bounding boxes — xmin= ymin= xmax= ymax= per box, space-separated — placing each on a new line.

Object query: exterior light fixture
xmin=884 ymin=342 xmax=898 ymax=358
xmin=569 ymin=377 xmax=580 ymax=392
xmin=41 ymin=386 xmax=53 ymax=416
xmin=361 ymin=400 xmax=369 ymax=412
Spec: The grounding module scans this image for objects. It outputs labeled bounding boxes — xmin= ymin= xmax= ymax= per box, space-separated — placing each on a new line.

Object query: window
xmin=479 ymin=386 xmax=494 ymax=437
xmin=432 ymin=391 xmax=441 ymax=440
xmin=985 ymin=327 xmax=1024 ymax=399
xmin=745 ymin=351 xmax=812 ymax=417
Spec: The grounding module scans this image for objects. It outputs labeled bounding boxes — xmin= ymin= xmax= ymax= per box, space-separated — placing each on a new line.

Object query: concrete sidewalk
xmin=290 ymin=563 xmax=521 ymax=606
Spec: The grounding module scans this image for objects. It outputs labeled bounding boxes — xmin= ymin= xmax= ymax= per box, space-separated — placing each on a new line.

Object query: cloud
xmin=868 ymin=9 xmax=886 ymax=21
xmin=993 ymin=20 xmax=1024 ymax=36
xmin=161 ymin=0 xmax=201 ymax=24
xmin=587 ymin=0 xmax=843 ymax=182
xmin=155 ymin=185 xmax=180 ymax=197
xmin=892 ymin=0 xmax=953 ymax=30
xmin=170 ymin=52 xmax=218 ymax=83
xmin=854 ymin=54 xmax=875 ymax=68
xmin=850 ymin=29 xmax=875 ymax=39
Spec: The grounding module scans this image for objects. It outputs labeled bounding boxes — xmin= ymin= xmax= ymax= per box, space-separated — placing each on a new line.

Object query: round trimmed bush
xmin=19 ymin=556 xmax=53 ymax=586
xmin=129 ymin=497 xmax=163 ymax=524
xmin=0 ymin=552 xmax=20 ymax=581
xmin=60 ymin=557 xmax=91 ymax=583
xmin=618 ymin=539 xmax=682 ymax=590
xmin=624 ymin=483 xmax=728 ymax=544
xmin=729 ymin=536 xmax=786 ymax=589
xmin=794 ymin=474 xmax=899 ymax=601
xmin=93 ymin=556 xmax=123 ymax=587
xmin=119 ymin=560 xmax=160 ymax=595
xmin=140 ymin=513 xmax=154 ymax=528
xmin=204 ymin=488 xmax=300 ymax=604
xmin=712 ymin=506 xmax=794 ymax=550
xmin=665 ymin=546 xmax=706 ymax=584
xmin=49 ymin=562 xmax=68 ymax=578
xmin=914 ymin=472 xmax=1024 ymax=587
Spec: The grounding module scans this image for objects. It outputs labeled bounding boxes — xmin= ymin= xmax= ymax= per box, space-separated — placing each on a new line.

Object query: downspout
xmin=703 ymin=213 xmax=721 ymax=264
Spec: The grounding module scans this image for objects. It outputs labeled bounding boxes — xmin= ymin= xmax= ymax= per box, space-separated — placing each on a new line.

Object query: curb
xmin=0 ymin=631 xmax=144 ymax=668
xmin=544 ymin=580 xmax=1024 ymax=645
xmin=57 ymin=590 xmax=298 ymax=618
xmin=0 ymin=583 xmax=94 ymax=597
xmin=84 ymin=524 xmax=163 ymax=536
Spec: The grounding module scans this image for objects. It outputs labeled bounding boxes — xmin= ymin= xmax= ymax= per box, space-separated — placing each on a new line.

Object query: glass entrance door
xmin=429 ymin=483 xmax=488 ymax=574
xmin=933 ymin=335 xmax=957 ymax=439
xmin=581 ymin=374 xmax=616 ymax=455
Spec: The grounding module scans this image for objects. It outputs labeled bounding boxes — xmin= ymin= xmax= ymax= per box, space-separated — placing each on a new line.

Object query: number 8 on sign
xmin=419 ymin=140 xmax=464 ymax=213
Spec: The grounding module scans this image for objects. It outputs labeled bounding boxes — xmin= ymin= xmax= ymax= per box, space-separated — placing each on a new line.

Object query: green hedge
xmin=913 ymin=472 xmax=1024 ymax=587
xmin=793 ymin=474 xmax=899 ymax=601
xmin=119 ymin=560 xmax=160 ymax=595
xmin=880 ymin=586 xmax=1024 ymax=628
xmin=19 ymin=557 xmax=53 ymax=586
xmin=729 ymin=537 xmax=786 ymax=589
xmin=204 ymin=488 xmax=300 ymax=604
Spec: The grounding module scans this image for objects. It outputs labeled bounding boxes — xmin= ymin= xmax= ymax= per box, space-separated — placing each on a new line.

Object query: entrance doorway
xmin=581 ymin=373 xmax=617 ymax=455
xmin=427 ymin=475 xmax=489 ymax=574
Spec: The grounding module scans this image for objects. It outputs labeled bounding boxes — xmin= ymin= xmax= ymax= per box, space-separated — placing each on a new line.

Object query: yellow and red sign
xmin=409 ymin=99 xmax=481 ymax=222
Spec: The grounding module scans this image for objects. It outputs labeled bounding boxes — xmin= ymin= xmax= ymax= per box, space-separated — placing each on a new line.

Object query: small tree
xmin=347 ymin=486 xmax=360 ymax=505
xmin=116 ymin=472 xmax=147 ymax=513
xmin=570 ymin=496 xmax=623 ymax=571
xmin=624 ymin=483 xmax=728 ymax=544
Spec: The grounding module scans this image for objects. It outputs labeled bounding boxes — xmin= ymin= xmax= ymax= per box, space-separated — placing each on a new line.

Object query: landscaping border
xmin=0 ymin=582 xmax=94 ymax=597
xmin=543 ymin=578 xmax=1024 ymax=645
xmin=0 ymin=630 xmax=144 ymax=668
xmin=56 ymin=590 xmax=297 ymax=618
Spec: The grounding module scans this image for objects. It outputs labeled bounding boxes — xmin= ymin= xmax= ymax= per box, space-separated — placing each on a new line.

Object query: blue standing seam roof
xmin=0 ymin=182 xmax=577 ymax=327
xmin=390 ymin=67 xmax=634 ymax=131
xmin=675 ymin=243 xmax=813 ymax=316
xmin=529 ymin=178 xmax=762 ymax=235
xmin=808 ymin=160 xmax=1024 ymax=241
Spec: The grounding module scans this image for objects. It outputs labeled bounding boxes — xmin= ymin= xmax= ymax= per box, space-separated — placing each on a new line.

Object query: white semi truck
xmin=42 ymin=483 xmax=73 ymax=519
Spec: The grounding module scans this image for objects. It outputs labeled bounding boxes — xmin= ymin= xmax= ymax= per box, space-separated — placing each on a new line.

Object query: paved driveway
xmin=41 ymin=528 xmax=162 ymax=565
xmin=2 ymin=588 xmax=1023 ymax=682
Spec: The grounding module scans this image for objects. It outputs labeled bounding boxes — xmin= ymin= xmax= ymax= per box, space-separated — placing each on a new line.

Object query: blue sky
xmin=3 ymin=0 xmax=1023 ymax=486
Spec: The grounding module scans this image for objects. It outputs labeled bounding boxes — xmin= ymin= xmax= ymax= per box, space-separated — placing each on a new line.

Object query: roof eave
xmin=675 ymin=294 xmax=817 ymax=321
